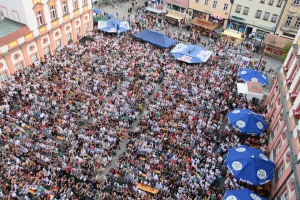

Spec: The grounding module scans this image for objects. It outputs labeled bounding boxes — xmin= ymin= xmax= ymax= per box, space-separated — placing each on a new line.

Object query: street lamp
xmin=258 ymin=52 xmax=264 ymax=69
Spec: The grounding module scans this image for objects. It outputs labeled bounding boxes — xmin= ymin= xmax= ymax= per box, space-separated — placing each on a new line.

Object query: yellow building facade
xmin=275 ymin=0 xmax=300 ymax=39
xmin=188 ymin=0 xmax=233 ymax=28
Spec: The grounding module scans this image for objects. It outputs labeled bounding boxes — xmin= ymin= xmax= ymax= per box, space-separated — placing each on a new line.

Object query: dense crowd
xmin=0 ymin=24 xmax=270 ymax=200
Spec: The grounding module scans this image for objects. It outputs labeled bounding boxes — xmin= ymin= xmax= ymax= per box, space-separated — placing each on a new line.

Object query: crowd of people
xmin=0 ymin=20 xmax=270 ymax=199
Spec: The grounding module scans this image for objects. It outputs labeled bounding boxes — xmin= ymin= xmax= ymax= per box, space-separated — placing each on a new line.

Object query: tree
xmin=278 ymin=42 xmax=292 ymax=63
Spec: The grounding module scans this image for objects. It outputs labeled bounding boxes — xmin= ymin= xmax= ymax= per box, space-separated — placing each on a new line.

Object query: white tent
xmin=237 ymin=81 xmax=263 ymax=102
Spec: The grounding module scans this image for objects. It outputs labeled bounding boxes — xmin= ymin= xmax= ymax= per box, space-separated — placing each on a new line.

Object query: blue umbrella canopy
xmin=225 ymin=145 xmax=274 ymax=186
xmin=227 ymin=108 xmax=267 ymax=134
xmin=238 ymin=68 xmax=268 ymax=85
xmin=98 ymin=20 xmax=130 ymax=33
xmin=93 ymin=8 xmax=101 ymax=14
xmin=223 ymin=188 xmax=267 ymax=200
xmin=107 ymin=13 xmax=114 ymax=19
xmin=171 ymin=43 xmax=212 ymax=63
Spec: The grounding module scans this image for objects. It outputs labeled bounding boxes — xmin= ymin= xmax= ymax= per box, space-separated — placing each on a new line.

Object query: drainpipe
xmin=274 ymin=0 xmax=288 ymax=34
xmin=276 ymin=69 xmax=300 ymax=200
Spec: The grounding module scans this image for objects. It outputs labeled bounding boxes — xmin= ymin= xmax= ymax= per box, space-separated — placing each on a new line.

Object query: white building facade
xmin=0 ymin=0 xmax=93 ymax=81
xmin=228 ymin=0 xmax=286 ymax=40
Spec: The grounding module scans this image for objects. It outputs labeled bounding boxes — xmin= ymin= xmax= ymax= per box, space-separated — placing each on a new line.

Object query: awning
xmin=164 ymin=0 xmax=188 ymax=8
xmin=211 ymin=14 xmax=223 ymax=20
xmin=93 ymin=17 xmax=108 ymax=22
xmin=222 ymin=30 xmax=244 ymax=40
xmin=237 ymin=82 xmax=263 ymax=101
xmin=145 ymin=7 xmax=166 ymax=14
xmin=191 ymin=17 xmax=218 ymax=31
xmin=166 ymin=13 xmax=183 ymax=21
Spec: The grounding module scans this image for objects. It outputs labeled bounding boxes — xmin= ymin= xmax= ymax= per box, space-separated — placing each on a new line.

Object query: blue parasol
xmin=225 ymin=145 xmax=274 ymax=186
xmin=226 ymin=108 xmax=268 ymax=134
xmin=238 ymin=68 xmax=269 ymax=85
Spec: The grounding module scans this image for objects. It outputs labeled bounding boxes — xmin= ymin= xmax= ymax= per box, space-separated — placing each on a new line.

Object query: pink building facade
xmin=265 ymin=29 xmax=300 ymax=200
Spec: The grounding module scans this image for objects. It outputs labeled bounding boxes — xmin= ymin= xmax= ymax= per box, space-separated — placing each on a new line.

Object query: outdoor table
xmin=137 ymin=183 xmax=159 ymax=194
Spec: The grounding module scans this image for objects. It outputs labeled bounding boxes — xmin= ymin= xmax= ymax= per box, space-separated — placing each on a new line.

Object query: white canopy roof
xmin=237 ymin=82 xmax=263 ymax=101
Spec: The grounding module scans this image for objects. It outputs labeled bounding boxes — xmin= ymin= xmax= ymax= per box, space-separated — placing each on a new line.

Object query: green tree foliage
xmin=278 ymin=42 xmax=292 ymax=63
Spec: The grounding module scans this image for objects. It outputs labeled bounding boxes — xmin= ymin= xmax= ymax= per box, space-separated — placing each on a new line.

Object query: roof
xmin=0 ymin=18 xmax=31 ymax=47
xmin=246 ymin=82 xmax=263 ymax=94
xmin=191 ymin=17 xmax=218 ymax=31
xmin=166 ymin=13 xmax=184 ymax=20
xmin=145 ymin=6 xmax=166 ymax=14
xmin=93 ymin=16 xmax=108 ymax=22
xmin=222 ymin=30 xmax=244 ymax=40
xmin=164 ymin=0 xmax=188 ymax=8
xmin=263 ymin=34 xmax=292 ymax=49
xmin=0 ymin=18 xmax=26 ymax=38
xmin=134 ymin=29 xmax=177 ymax=49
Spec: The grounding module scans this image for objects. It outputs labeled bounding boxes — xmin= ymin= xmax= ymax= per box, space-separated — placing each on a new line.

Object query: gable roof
xmin=0 ymin=18 xmax=31 ymax=47
xmin=133 ymin=29 xmax=177 ymax=49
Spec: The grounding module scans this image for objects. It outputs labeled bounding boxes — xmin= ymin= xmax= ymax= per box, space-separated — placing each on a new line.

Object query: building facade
xmin=265 ymin=29 xmax=300 ymax=200
xmin=275 ymin=0 xmax=300 ymax=39
xmin=228 ymin=0 xmax=285 ymax=40
xmin=164 ymin=0 xmax=191 ymax=24
xmin=188 ymin=0 xmax=233 ymax=28
xmin=0 ymin=0 xmax=93 ymax=81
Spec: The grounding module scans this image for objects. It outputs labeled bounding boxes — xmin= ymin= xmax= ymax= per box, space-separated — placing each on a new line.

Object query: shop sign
xmin=257 ymin=23 xmax=275 ymax=31
xmin=231 ymin=16 xmax=245 ymax=21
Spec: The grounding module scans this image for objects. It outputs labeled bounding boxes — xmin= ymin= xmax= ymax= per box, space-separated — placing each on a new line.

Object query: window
xmin=277 ymin=0 xmax=283 ymax=7
xmin=269 ymin=0 xmax=274 ymax=5
xmin=73 ymin=0 xmax=78 ymax=9
xmin=263 ymin=12 xmax=270 ymax=20
xmin=275 ymin=142 xmax=282 ymax=154
xmin=85 ymin=23 xmax=89 ymax=32
xmin=243 ymin=7 xmax=249 ymax=15
xmin=83 ymin=0 xmax=87 ymax=4
xmin=236 ymin=5 xmax=242 ymax=13
xmin=195 ymin=0 xmax=199 ymax=3
xmin=36 ymin=10 xmax=44 ymax=26
xmin=256 ymin=10 xmax=262 ymax=18
xmin=278 ymin=165 xmax=285 ymax=178
xmin=274 ymin=124 xmax=279 ymax=136
xmin=204 ymin=0 xmax=209 ymax=5
xmin=15 ymin=63 xmax=23 ymax=71
xmin=50 ymin=5 xmax=56 ymax=20
xmin=291 ymin=68 xmax=299 ymax=80
xmin=31 ymin=54 xmax=37 ymax=64
xmin=280 ymin=192 xmax=288 ymax=200
xmin=66 ymin=33 xmax=72 ymax=42
xmin=76 ymin=28 xmax=81 ymax=35
xmin=279 ymin=192 xmax=289 ymax=200
xmin=44 ymin=46 xmax=50 ymax=55
xmin=260 ymin=0 xmax=265 ymax=3
xmin=285 ymin=16 xmax=292 ymax=26
xmin=223 ymin=3 xmax=228 ymax=10
xmin=0 ymin=73 xmax=8 ymax=82
xmin=56 ymin=39 xmax=61 ymax=48
xmin=295 ymin=17 xmax=300 ymax=27
xmin=271 ymin=14 xmax=278 ymax=23
xmin=62 ymin=1 xmax=68 ymax=14
xmin=293 ymin=0 xmax=300 ymax=5
xmin=212 ymin=0 xmax=217 ymax=8
xmin=280 ymin=193 xmax=288 ymax=200
xmin=296 ymin=84 xmax=300 ymax=93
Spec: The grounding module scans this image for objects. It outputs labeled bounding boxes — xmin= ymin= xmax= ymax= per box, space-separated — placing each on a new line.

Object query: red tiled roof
xmin=0 ymin=26 xmax=32 ymax=47
xmin=263 ymin=34 xmax=292 ymax=49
